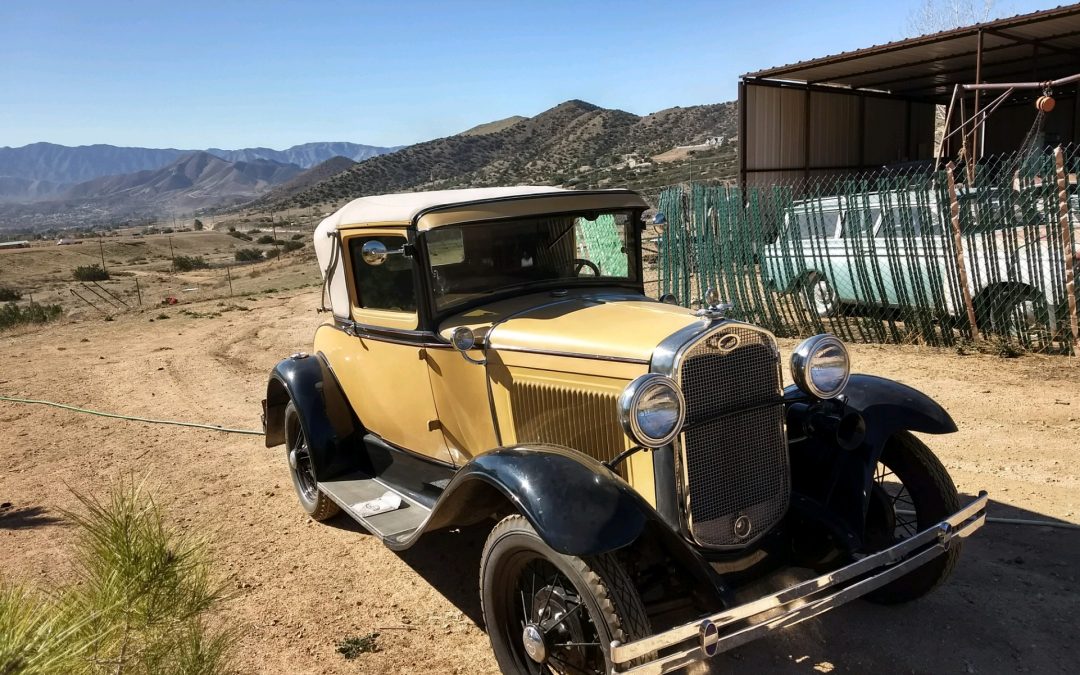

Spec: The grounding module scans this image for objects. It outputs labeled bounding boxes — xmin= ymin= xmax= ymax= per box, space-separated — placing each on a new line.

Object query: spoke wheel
xmin=480 ymin=516 xmax=652 ymax=675
xmin=803 ymin=274 xmax=837 ymax=318
xmin=863 ymin=432 xmax=962 ymax=604
xmin=284 ymin=401 xmax=339 ymax=521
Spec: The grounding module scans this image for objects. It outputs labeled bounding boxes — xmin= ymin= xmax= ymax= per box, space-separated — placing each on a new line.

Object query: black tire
xmin=802 ymin=273 xmax=838 ymax=318
xmin=863 ymin=431 xmax=961 ymax=604
xmin=480 ymin=515 xmax=652 ymax=674
xmin=284 ymin=401 xmax=339 ymax=521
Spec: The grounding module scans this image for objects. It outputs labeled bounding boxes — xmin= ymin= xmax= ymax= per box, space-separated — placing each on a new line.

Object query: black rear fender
xmin=264 ymin=353 xmax=360 ymax=480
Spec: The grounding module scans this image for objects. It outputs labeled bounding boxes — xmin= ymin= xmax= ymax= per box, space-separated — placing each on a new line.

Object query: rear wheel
xmin=284 ymin=401 xmax=339 ymax=521
xmin=803 ymin=274 xmax=838 ymax=318
xmin=863 ymin=431 xmax=961 ymax=604
xmin=480 ymin=515 xmax=652 ymax=674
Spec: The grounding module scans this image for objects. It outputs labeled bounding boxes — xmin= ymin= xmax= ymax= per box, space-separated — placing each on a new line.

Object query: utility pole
xmin=134 ymin=277 xmax=142 ymax=306
xmin=226 ymin=266 xmax=234 ymax=296
xmin=169 ymin=236 xmax=175 ymax=263
xmin=99 ymin=239 xmax=107 ymax=274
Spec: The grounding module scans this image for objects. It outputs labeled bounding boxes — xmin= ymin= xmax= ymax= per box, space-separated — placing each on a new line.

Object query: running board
xmin=319 ymin=472 xmax=432 ymax=545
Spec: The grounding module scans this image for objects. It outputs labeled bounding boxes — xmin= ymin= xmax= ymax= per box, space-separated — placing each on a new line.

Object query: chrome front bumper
xmin=611 ymin=491 xmax=989 ymax=674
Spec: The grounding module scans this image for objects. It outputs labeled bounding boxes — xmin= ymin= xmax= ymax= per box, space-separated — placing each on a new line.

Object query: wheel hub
xmin=521 ymin=623 xmax=547 ymax=663
xmin=288 ymin=448 xmax=298 ymax=470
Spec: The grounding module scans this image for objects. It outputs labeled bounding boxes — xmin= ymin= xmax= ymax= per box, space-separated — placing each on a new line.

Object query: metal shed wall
xmin=741 ymin=81 xmax=935 ymax=188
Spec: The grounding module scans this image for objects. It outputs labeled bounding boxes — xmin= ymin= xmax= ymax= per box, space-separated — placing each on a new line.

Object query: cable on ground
xmin=0 ymin=395 xmax=263 ymax=436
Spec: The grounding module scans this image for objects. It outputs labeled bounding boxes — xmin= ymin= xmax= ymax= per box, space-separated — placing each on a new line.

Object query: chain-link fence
xmin=654 ymin=145 xmax=1080 ymax=354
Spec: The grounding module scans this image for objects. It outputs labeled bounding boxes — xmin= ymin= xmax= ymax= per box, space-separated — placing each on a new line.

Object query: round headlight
xmin=619 ymin=374 xmax=685 ymax=448
xmin=791 ymin=334 xmax=850 ymax=399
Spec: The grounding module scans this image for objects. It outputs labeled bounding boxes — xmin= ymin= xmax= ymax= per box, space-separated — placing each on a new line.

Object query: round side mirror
xmin=361 ymin=240 xmax=388 ymax=266
xmin=451 ymin=326 xmax=476 ymax=351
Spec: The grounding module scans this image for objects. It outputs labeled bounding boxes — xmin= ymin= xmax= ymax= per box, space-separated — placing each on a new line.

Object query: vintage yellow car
xmin=263 ymin=187 xmax=988 ymax=674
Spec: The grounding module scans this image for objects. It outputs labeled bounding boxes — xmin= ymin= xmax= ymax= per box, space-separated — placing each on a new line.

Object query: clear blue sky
xmin=0 ymin=0 xmax=1052 ymax=150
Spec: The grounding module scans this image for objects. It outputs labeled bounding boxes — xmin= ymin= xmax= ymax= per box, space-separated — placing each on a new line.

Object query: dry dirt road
xmin=2 ymin=290 xmax=1078 ymax=674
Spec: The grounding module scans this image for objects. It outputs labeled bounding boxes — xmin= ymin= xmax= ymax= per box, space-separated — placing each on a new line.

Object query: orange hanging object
xmin=1036 ymin=95 xmax=1056 ymax=113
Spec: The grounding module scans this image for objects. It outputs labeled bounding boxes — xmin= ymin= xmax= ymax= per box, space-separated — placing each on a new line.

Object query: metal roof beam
xmin=745 ymin=4 xmax=1080 ymax=80
xmin=983 ymin=27 xmax=1080 ymax=59
xmin=864 ymin=51 xmax=1076 ymax=91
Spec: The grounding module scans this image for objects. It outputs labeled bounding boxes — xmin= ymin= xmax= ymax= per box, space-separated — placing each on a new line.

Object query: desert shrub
xmin=73 ymin=264 xmax=109 ymax=281
xmin=248 ymin=228 xmax=262 ymax=234
xmin=234 ymin=248 xmax=263 ymax=262
xmin=0 ymin=286 xmax=22 ymax=301
xmin=264 ymin=248 xmax=281 ymax=259
xmin=228 ymin=231 xmax=252 ymax=242
xmin=0 ymin=302 xmax=63 ymax=330
xmin=290 ymin=233 xmax=303 ymax=240
xmin=193 ymin=219 xmax=204 ymax=231
xmin=0 ymin=480 xmax=234 ymax=674
xmin=281 ymin=240 xmax=304 ymax=253
xmin=172 ymin=255 xmax=210 ymax=272
xmin=255 ymin=235 xmax=276 ymax=245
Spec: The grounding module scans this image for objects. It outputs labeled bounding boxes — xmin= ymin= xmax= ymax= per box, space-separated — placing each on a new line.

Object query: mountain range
xmin=0 ymin=141 xmax=399 ymax=198
xmin=259 ymin=99 xmax=737 ymax=211
xmin=0 ymin=99 xmax=737 ymax=230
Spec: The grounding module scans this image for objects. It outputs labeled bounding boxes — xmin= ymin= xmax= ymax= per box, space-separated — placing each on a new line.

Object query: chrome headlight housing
xmin=791 ymin=334 xmax=850 ymax=399
xmin=619 ymin=374 xmax=685 ymax=448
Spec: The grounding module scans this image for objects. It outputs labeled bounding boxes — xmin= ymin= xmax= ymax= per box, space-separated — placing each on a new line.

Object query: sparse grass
xmin=0 ymin=302 xmax=63 ymax=331
xmin=73 ymin=264 xmax=109 ymax=281
xmin=336 ymin=633 xmax=380 ymax=659
xmin=0 ymin=479 xmax=234 ymax=675
xmin=234 ymin=249 xmax=262 ymax=262
xmin=173 ymin=256 xmax=210 ymax=272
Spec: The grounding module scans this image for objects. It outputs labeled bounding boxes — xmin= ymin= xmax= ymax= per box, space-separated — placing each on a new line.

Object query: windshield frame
xmin=418 ymin=208 xmax=646 ymax=322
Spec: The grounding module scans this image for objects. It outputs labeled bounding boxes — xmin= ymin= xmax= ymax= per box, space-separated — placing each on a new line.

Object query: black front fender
xmin=415 ymin=445 xmax=726 ymax=603
xmin=785 ymin=374 xmax=956 ymax=551
xmin=264 ymin=353 xmax=360 ymax=480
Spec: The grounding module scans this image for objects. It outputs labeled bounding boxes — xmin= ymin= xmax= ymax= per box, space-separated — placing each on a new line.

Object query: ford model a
xmin=263 ymin=187 xmax=987 ymax=674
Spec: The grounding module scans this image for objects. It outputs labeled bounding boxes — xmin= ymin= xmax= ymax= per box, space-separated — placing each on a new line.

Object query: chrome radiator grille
xmin=677 ymin=325 xmax=789 ymax=549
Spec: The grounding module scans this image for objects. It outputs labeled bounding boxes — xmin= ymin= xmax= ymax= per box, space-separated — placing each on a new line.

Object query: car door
xmin=325 ymin=228 xmax=454 ymax=466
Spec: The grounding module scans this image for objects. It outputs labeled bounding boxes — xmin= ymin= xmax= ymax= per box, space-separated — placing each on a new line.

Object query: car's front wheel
xmin=862 ymin=431 xmax=961 ymax=604
xmin=803 ymin=273 xmax=838 ymax=318
xmin=480 ymin=515 xmax=652 ymax=674
xmin=284 ymin=401 xmax=340 ymax=521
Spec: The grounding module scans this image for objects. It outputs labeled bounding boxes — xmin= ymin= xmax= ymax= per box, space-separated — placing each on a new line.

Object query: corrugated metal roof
xmin=744 ymin=3 xmax=1080 ymax=100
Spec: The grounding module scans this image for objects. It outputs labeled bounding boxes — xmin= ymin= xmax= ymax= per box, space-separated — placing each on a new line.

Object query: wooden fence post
xmin=226 ymin=266 xmax=234 ymax=297
xmin=134 ymin=277 xmax=142 ymax=306
xmin=1055 ymin=146 xmax=1079 ymax=352
xmin=945 ymin=162 xmax=979 ymax=338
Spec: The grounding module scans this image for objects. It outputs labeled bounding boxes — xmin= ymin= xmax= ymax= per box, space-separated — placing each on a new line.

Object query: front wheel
xmin=284 ymin=401 xmax=339 ymax=521
xmin=863 ymin=431 xmax=961 ymax=604
xmin=480 ymin=515 xmax=652 ymax=674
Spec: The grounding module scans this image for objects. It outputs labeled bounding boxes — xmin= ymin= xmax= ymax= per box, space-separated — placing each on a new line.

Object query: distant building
xmin=56 ymin=238 xmax=84 ymax=245
xmin=0 ymin=240 xmax=30 ymax=249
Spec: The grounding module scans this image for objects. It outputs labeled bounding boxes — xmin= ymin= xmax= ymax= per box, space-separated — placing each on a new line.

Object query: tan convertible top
xmin=313 ymin=186 xmax=648 ymax=319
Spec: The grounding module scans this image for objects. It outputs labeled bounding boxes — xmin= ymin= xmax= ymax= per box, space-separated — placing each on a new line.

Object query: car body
xmin=263 ymin=187 xmax=987 ymax=674
xmin=760 ymin=188 xmax=1079 ymax=328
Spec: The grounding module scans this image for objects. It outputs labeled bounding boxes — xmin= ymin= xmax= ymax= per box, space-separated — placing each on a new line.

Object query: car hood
xmin=442 ymin=290 xmax=701 ymax=363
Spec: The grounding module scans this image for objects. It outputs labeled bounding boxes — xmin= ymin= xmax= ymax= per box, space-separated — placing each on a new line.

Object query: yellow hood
xmin=474 ymin=293 xmax=701 ymax=363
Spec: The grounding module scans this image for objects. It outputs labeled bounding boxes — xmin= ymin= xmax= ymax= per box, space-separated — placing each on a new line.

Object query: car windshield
xmin=426 ymin=210 xmax=638 ymax=312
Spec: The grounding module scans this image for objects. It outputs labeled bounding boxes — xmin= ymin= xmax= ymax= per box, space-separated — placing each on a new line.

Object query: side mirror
xmin=450 ymin=326 xmax=486 ymax=365
xmin=361 ymin=240 xmax=389 ymax=266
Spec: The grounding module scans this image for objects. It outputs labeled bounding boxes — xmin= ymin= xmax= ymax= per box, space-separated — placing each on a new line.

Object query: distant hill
xmin=204 ymin=142 xmax=399 ymax=167
xmin=0 ymin=142 xmax=188 ymax=186
xmin=458 ymin=116 xmax=528 ymax=136
xmin=258 ymin=156 xmax=358 ymax=204
xmin=0 ymin=141 xmax=398 ymax=202
xmin=259 ymin=99 xmax=737 ymax=211
xmin=0 ymin=152 xmax=303 ymax=229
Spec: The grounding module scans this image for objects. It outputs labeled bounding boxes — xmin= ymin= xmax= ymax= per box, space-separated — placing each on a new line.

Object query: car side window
xmin=348 ymin=235 xmax=417 ymax=313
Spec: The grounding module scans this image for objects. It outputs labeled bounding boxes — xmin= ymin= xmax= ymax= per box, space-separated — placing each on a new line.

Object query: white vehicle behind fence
xmin=760 ymin=189 xmax=1079 ymax=336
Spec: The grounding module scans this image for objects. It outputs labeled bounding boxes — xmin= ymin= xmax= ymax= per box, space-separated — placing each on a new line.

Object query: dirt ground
xmin=1 ymin=288 xmax=1078 ymax=674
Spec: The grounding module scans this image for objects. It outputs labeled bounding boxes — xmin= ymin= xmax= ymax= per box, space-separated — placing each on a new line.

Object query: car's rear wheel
xmin=802 ymin=273 xmax=838 ymax=318
xmin=863 ymin=431 xmax=961 ymax=604
xmin=480 ymin=515 xmax=652 ymax=674
xmin=284 ymin=401 xmax=339 ymax=521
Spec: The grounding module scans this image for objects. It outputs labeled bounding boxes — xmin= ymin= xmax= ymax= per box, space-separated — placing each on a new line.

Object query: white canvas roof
xmin=316 ymin=186 xmax=567 ymax=232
